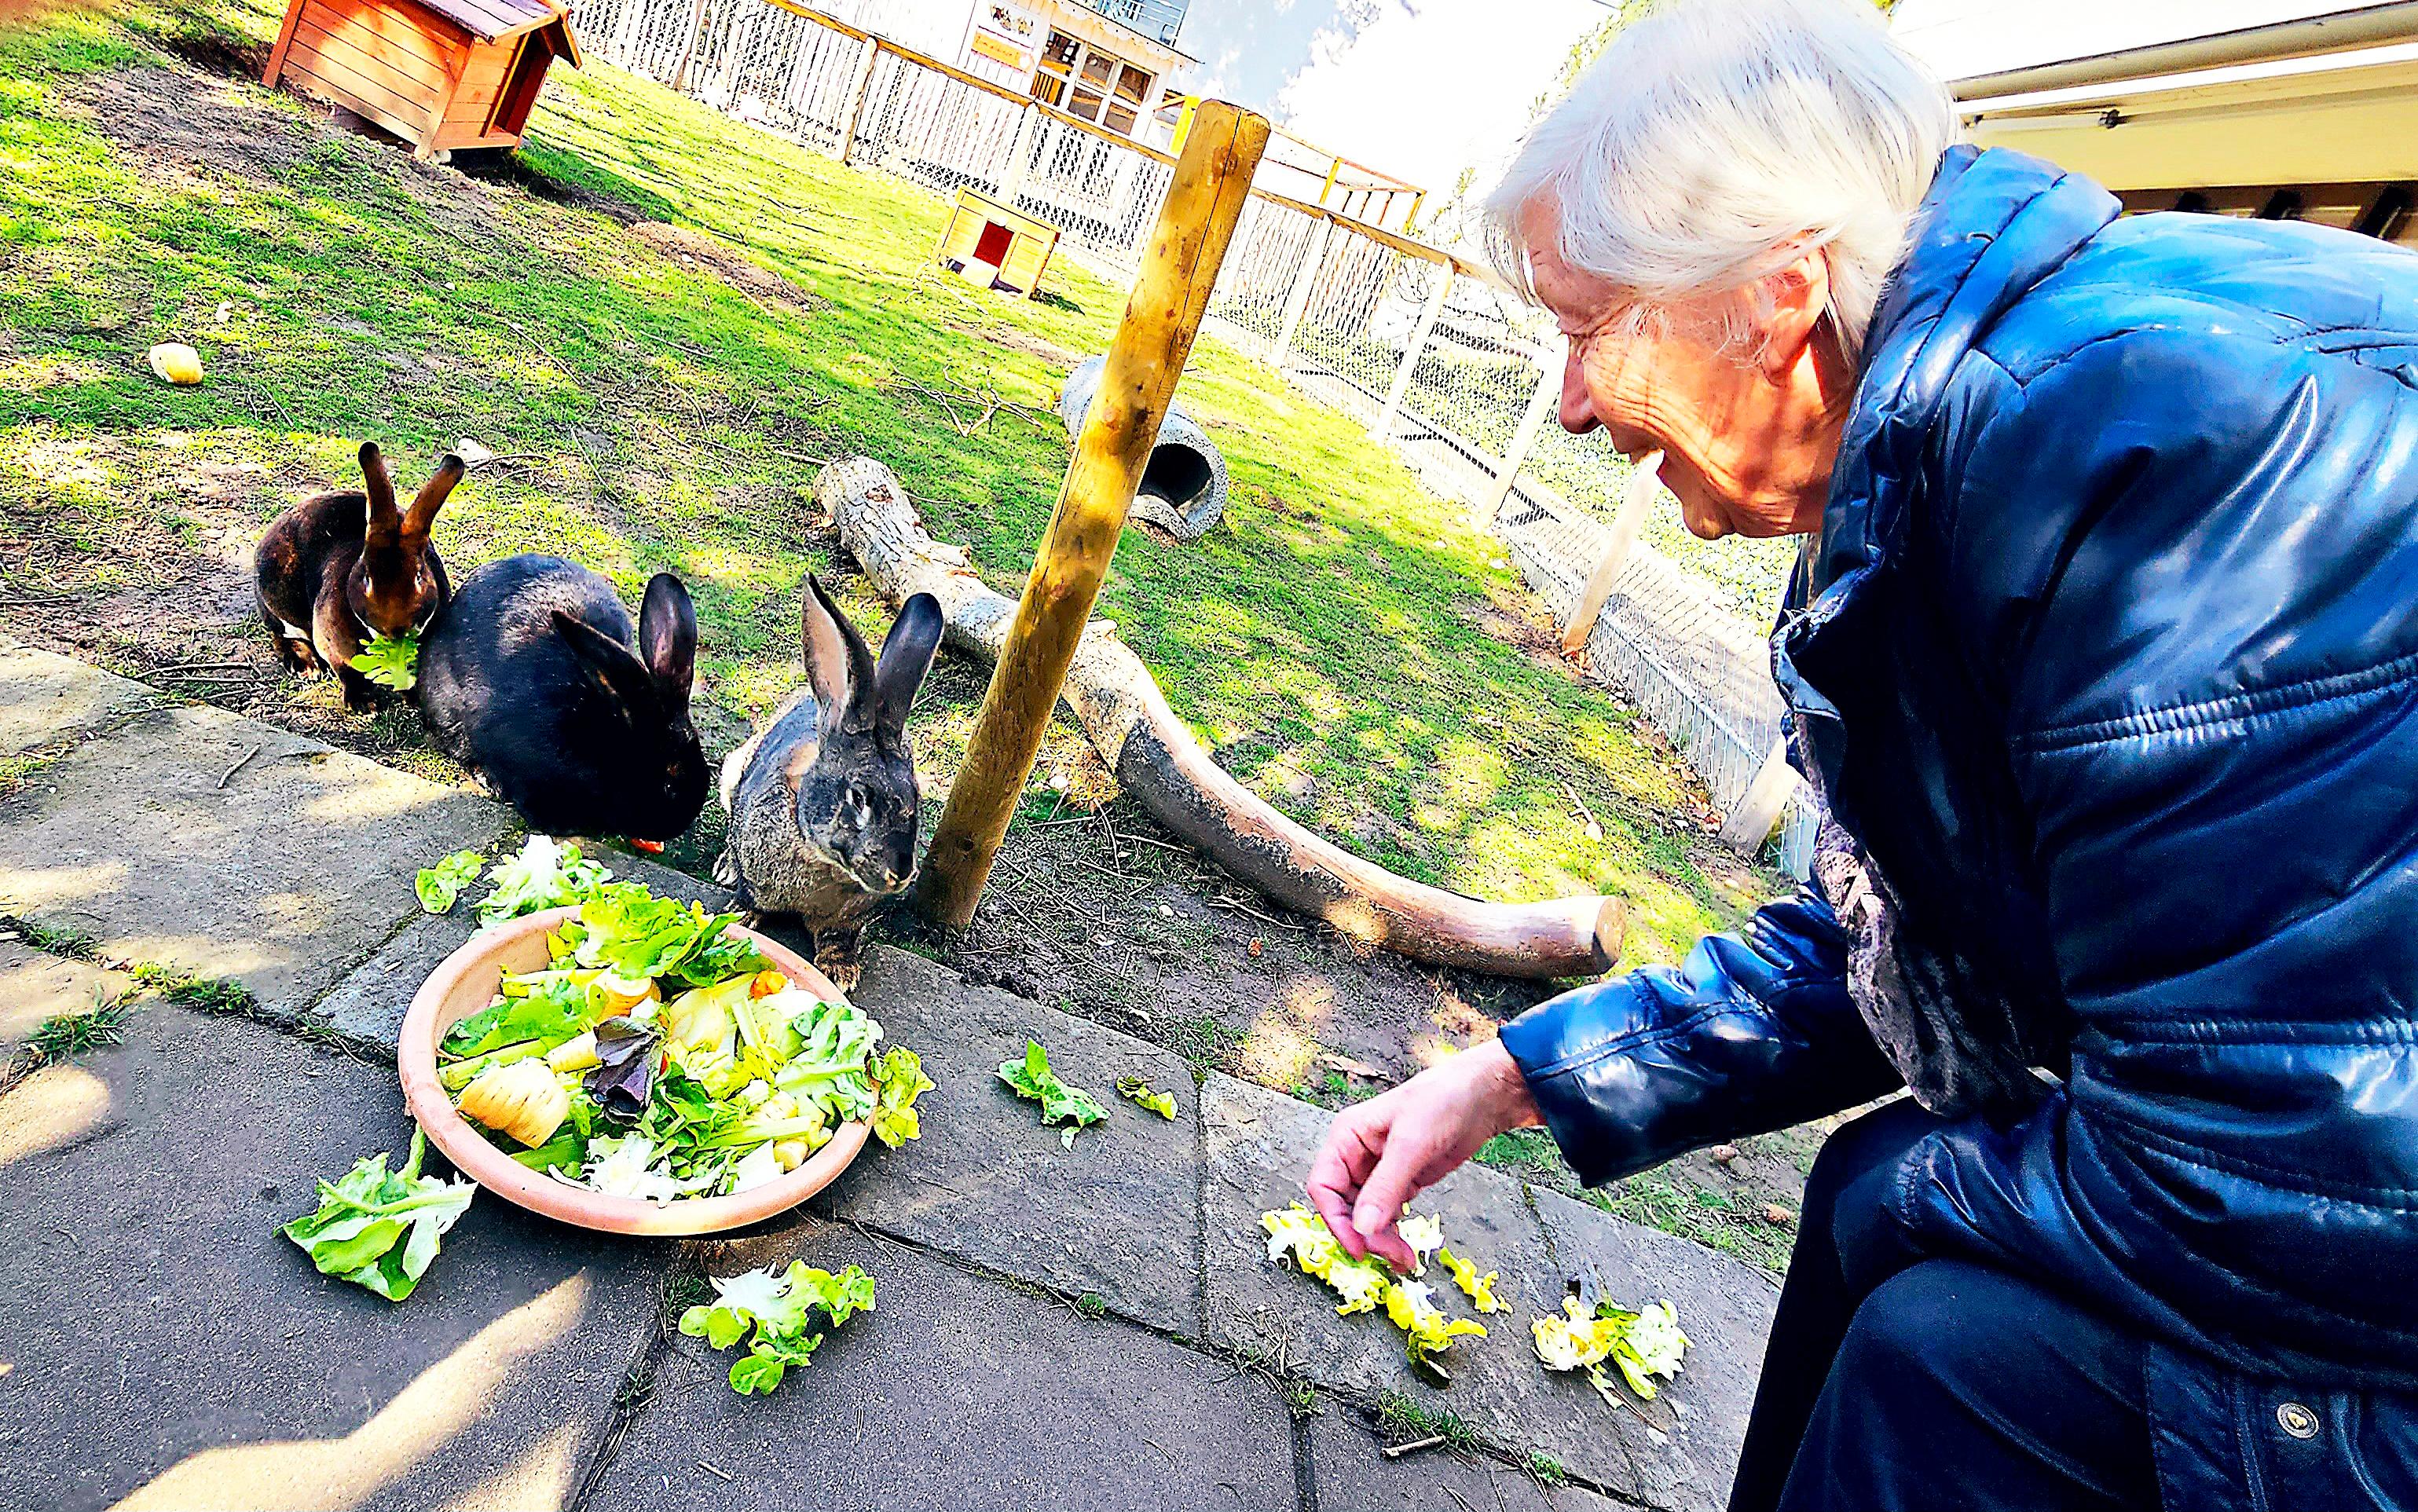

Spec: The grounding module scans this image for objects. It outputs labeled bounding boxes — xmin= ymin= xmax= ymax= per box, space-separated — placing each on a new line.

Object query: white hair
xmin=1485 ymin=0 xmax=1955 ymax=364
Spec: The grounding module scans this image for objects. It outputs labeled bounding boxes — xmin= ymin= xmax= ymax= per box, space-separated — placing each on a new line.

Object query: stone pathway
xmin=0 ymin=642 xmax=1779 ymax=1512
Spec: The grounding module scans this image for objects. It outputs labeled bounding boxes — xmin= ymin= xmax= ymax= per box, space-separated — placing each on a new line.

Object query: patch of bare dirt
xmin=947 ymin=320 xmax=1084 ymax=372
xmin=152 ymin=24 xmax=267 ymax=81
xmin=632 ymin=221 xmax=823 ymax=317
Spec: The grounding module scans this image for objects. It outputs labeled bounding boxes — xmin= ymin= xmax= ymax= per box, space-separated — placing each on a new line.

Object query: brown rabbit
xmin=255 ymin=441 xmax=462 ymax=711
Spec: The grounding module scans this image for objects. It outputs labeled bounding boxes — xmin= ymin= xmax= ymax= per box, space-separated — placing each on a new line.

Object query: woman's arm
xmin=1310 ymin=891 xmax=1900 ymax=1268
xmin=1501 ymin=891 xmax=1900 ymax=1184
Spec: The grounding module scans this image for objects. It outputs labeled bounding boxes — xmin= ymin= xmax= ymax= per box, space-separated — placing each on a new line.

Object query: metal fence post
xmin=1475 ymin=352 xmax=1561 ymax=528
xmin=836 ymin=37 xmax=880 ymax=164
xmin=1372 ymin=262 xmax=1449 ymax=440
xmin=1270 ymin=215 xmax=1334 ymax=369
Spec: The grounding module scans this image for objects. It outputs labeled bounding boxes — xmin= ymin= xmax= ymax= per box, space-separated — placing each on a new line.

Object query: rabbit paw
xmin=337 ymin=668 xmax=380 ymax=714
xmin=810 ymin=928 xmax=863 ymax=994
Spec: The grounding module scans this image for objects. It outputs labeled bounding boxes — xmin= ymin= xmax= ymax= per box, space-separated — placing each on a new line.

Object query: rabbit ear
xmin=551 ymin=608 xmax=661 ymax=722
xmin=801 ymin=573 xmax=874 ymax=719
xmin=359 ymin=441 xmax=401 ymax=547
xmin=870 ymin=592 xmax=942 ymax=738
xmin=639 ymin=573 xmax=696 ymax=715
xmin=402 ymin=453 xmax=465 ymax=543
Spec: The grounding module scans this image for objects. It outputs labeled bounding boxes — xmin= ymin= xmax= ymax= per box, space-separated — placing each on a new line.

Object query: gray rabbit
xmin=716 ymin=575 xmax=943 ymax=984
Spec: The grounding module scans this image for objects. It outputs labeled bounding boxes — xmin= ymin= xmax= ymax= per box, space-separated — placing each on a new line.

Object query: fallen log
xmin=819 ymin=456 xmax=1624 ymax=979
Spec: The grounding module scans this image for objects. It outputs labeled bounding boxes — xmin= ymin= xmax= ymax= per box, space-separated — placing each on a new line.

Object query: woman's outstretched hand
xmin=1306 ymin=1038 xmax=1546 ymax=1272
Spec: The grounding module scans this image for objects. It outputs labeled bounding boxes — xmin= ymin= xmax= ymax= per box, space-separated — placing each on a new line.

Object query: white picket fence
xmin=566 ymin=0 xmax=1819 ymax=879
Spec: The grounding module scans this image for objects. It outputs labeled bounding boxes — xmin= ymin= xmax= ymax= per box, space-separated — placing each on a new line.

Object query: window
xmin=1104 ymin=61 xmax=1151 ymax=134
xmin=1066 ymin=46 xmax=1113 ymax=123
xmin=1031 ymin=30 xmax=1079 ymax=108
xmin=1028 ymin=30 xmax=1152 ymax=137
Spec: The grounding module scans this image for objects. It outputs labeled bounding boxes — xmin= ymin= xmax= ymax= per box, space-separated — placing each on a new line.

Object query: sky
xmin=1172 ymin=0 xmax=1609 ymax=216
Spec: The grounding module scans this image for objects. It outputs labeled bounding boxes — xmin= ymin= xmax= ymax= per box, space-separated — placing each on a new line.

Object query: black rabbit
xmin=716 ymin=575 xmax=942 ymax=983
xmin=255 ymin=441 xmax=462 ymax=712
xmin=417 ymin=555 xmax=709 ymax=844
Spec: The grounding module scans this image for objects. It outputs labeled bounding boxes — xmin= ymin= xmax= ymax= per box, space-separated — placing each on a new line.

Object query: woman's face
xmin=1522 ymin=200 xmax=1852 ymax=541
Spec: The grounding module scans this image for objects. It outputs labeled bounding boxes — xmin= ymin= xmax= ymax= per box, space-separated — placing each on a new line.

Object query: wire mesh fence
xmin=566 ymin=0 xmax=1815 ymax=876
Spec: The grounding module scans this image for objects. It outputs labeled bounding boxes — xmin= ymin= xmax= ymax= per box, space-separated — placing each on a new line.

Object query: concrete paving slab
xmin=1200 ymin=1075 xmax=1616 ymax=1488
xmin=309 ymin=849 xmax=731 ymax=1049
xmin=0 ymin=1001 xmax=672 ymax=1512
xmin=0 ymin=701 xmax=508 ymax=1017
xmin=590 ymin=1217 xmax=1299 ymax=1512
xmin=0 ymin=938 xmax=130 ymax=1049
xmin=1308 ymin=1411 xmax=1621 ymax=1512
xmin=0 ymin=641 xmax=160 ymax=758
xmin=822 ymin=945 xmax=1204 ymax=1334
xmin=1202 ymin=1074 xmax=1757 ymax=1511
xmin=1529 ymin=1186 xmax=1778 ymax=1512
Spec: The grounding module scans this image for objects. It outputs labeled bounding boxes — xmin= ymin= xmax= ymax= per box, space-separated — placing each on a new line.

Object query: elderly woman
xmin=1306 ymin=1 xmax=2418 ymax=1507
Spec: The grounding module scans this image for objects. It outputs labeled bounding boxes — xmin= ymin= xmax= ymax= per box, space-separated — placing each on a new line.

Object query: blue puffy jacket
xmin=1503 ymin=146 xmax=2418 ymax=1409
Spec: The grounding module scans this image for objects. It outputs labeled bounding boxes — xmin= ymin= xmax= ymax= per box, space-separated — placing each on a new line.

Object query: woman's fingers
xmin=1348 ymin=1133 xmax=1427 ymax=1272
xmin=1304 ymin=1041 xmax=1544 ymax=1272
xmin=1308 ymin=1102 xmax=1391 ymax=1256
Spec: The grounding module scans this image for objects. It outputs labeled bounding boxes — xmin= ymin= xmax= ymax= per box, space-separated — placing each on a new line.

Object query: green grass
xmin=0 ymin=0 xmax=1772 ymax=972
xmin=1475 ymin=1126 xmax=1563 ymax=1175
xmin=1373 ymin=1389 xmax=1480 ymax=1455
xmin=24 ymin=998 xmax=130 ymax=1061
xmin=2 ymin=917 xmax=101 ymax=961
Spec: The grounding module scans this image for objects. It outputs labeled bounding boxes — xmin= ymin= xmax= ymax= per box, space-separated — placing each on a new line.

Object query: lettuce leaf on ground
xmin=1532 ymin=1296 xmax=1690 ymax=1404
xmin=1116 ymin=1075 xmax=1177 ymax=1120
xmin=998 ymin=1040 xmax=1106 ymax=1148
xmin=868 ymin=1047 xmax=934 ymax=1148
xmin=416 ymin=849 xmax=485 ymax=914
xmin=476 ymin=837 xmax=613 ymax=925
xmin=280 ymin=1130 xmax=474 ymax=1301
xmin=680 ymin=1261 xmax=876 ymax=1394
xmin=1262 ymin=1204 xmax=1489 ymax=1367
xmin=1437 ymin=1244 xmax=1502 ymax=1313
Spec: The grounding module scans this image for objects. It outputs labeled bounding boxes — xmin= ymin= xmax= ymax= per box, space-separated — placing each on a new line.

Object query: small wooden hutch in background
xmin=263 ymin=0 xmax=580 ymax=161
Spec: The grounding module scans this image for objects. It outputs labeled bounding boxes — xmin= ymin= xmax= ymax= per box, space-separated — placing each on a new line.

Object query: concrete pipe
xmin=1057 ymin=354 xmax=1229 ymax=542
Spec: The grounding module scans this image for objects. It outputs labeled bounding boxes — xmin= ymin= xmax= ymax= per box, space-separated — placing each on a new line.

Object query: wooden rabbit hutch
xmin=263 ymin=0 xmax=580 ymax=161
xmin=937 ymin=187 xmax=1061 ymax=298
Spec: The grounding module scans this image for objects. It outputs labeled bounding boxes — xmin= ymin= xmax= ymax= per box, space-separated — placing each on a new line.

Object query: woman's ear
xmin=1757 ymin=247 xmax=1833 ymax=385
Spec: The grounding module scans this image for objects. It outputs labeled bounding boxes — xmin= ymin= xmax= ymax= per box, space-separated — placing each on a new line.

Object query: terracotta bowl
xmin=398 ymin=906 xmax=870 ymax=1236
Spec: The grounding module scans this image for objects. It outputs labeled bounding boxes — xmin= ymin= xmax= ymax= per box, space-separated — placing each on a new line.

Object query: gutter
xmin=1945 ymin=0 xmax=2418 ymax=98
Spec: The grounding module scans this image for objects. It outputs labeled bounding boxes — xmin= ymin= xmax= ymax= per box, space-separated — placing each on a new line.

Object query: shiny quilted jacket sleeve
xmin=1496 ymin=894 xmax=1901 ymax=1187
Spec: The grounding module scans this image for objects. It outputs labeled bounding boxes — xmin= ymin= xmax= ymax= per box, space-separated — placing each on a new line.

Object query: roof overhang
xmin=1958 ymin=38 xmax=2418 ymax=189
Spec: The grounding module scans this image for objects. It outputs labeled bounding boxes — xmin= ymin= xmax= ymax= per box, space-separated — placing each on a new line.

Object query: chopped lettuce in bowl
xmin=429 ymin=873 xmax=932 ymax=1212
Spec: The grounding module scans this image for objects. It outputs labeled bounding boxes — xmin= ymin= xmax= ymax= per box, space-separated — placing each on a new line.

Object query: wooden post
xmin=1475 ymin=350 xmax=1560 ymax=528
xmin=608 ymin=0 xmax=643 ymax=69
xmin=836 ymin=36 xmax=880 ymax=164
xmin=1270 ymin=214 xmax=1333 ymax=368
xmin=1372 ymin=264 xmax=1449 ymax=441
xmin=1719 ymin=738 xmax=1800 ymax=854
xmin=669 ymin=0 xmax=709 ymax=92
xmin=1562 ymin=448 xmax=1663 ymax=653
xmin=998 ymin=100 xmax=1040 ymax=210
xmin=719 ymin=0 xmax=756 ymax=101
xmin=914 ymin=101 xmax=1273 ymax=931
